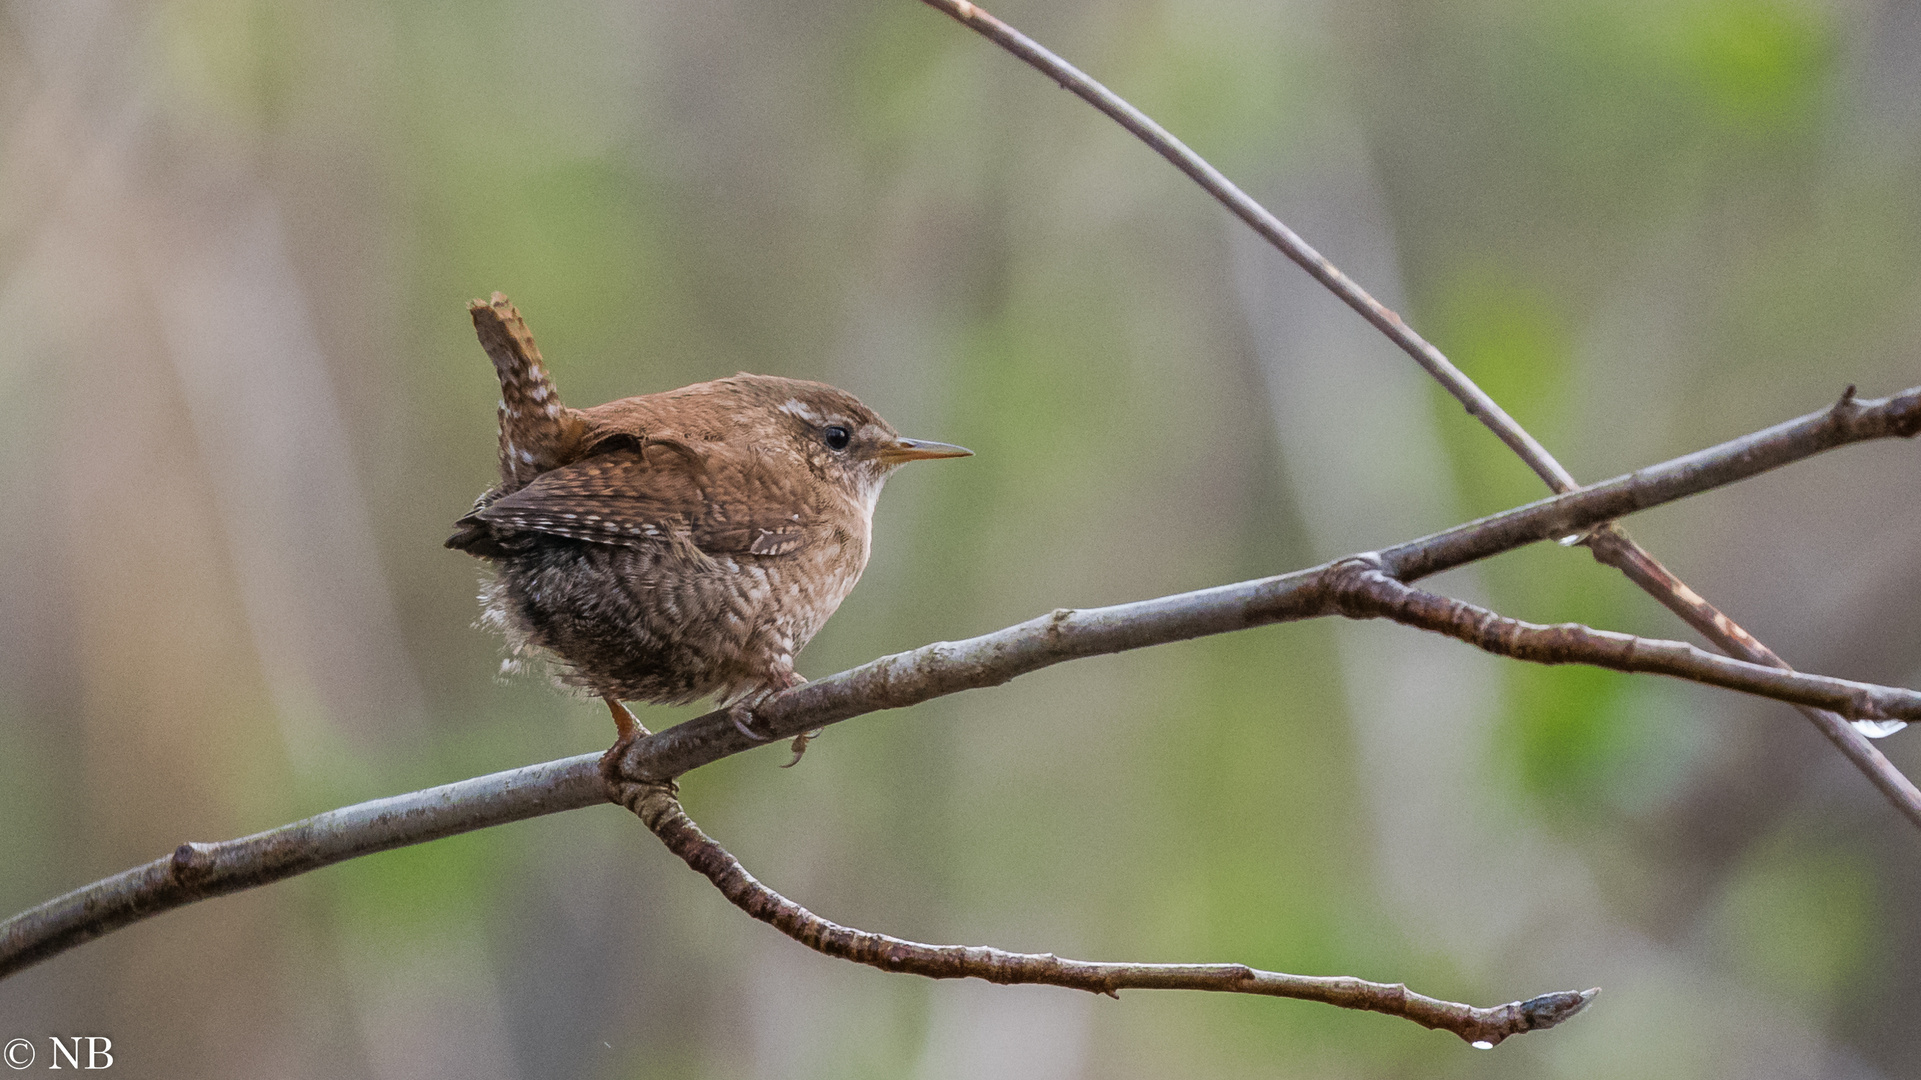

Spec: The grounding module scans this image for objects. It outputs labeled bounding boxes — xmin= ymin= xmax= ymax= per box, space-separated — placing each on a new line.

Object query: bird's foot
xmin=728 ymin=671 xmax=806 ymax=747
xmin=729 ymin=700 xmax=772 ymax=743
xmin=598 ymin=735 xmax=634 ymax=786
xmin=779 ymin=728 xmax=826 ymax=768
xmin=761 ymin=670 xmax=815 ymax=765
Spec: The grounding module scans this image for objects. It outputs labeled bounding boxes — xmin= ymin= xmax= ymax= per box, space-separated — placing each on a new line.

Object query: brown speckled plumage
xmin=447 ymin=295 xmax=968 ymax=714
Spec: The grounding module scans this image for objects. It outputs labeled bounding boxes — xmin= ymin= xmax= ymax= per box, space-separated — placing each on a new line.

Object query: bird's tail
xmin=468 ymin=293 xmax=582 ymax=493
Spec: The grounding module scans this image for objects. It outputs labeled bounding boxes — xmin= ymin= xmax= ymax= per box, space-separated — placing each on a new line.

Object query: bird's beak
xmin=879 ymin=437 xmax=973 ymax=464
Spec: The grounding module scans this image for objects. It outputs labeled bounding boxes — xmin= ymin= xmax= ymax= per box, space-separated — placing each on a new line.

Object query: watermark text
xmin=3 ymin=1038 xmax=113 ymax=1070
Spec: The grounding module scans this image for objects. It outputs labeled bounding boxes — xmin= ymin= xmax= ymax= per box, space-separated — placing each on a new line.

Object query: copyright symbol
xmin=3 ymin=1039 xmax=31 ymax=1069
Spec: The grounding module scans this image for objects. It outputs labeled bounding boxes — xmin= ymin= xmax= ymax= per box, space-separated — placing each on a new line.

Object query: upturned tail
xmin=468 ymin=293 xmax=584 ymax=493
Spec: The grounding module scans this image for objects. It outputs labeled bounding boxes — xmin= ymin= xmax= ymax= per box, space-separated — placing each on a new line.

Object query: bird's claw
xmin=780 ymin=728 xmax=825 ymax=768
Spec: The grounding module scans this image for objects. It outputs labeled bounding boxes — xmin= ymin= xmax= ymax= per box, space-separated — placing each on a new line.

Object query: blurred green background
xmin=2 ymin=0 xmax=1919 ymax=1075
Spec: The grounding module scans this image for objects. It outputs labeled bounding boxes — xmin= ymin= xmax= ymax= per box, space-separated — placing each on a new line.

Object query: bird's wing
xmin=448 ymin=442 xmax=817 ymax=557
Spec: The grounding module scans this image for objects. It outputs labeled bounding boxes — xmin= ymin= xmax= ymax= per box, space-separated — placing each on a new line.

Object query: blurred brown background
xmin=2 ymin=0 xmax=1920 ymax=1076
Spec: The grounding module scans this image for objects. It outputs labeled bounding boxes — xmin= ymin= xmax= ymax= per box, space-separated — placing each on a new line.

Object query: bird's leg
xmin=606 ymin=695 xmax=643 ymax=738
xmin=599 ymin=695 xmax=651 ymax=784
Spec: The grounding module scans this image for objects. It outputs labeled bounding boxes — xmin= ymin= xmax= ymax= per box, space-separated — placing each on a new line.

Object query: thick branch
xmin=0 ymin=756 xmax=606 ymax=979
xmin=607 ymin=775 xmax=1596 ymax=1046
xmin=5 ymin=385 xmax=1917 ymax=979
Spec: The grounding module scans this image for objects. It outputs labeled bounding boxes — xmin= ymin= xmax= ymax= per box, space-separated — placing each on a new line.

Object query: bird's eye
xmin=823 ymin=426 xmax=852 ymax=451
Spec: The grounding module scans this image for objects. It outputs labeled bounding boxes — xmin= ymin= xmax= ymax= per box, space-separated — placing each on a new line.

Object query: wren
xmin=446 ymin=295 xmax=970 ymax=761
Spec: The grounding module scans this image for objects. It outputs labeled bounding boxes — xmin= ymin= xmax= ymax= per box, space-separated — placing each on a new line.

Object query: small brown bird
xmin=447 ymin=295 xmax=969 ymax=760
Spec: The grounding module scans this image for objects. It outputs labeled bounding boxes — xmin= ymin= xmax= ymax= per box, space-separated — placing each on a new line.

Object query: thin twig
xmin=1584 ymin=523 xmax=1921 ymax=822
xmin=607 ymin=775 xmax=1598 ymax=1046
xmin=1373 ymin=386 xmax=1921 ymax=582
xmin=5 ymin=384 xmax=1918 ymax=979
xmin=1327 ymin=559 xmax=1921 ymax=723
xmin=917 ymin=0 xmax=1575 ymax=491
xmin=915 ymin=0 xmax=1921 ymax=824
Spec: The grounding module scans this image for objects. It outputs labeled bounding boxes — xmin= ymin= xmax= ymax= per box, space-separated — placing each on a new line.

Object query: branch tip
xmin=1519 ymin=986 xmax=1600 ymax=1030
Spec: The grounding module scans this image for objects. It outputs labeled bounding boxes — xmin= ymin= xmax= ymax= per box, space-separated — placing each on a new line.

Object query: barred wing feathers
xmin=446 ymin=443 xmax=814 ymax=558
